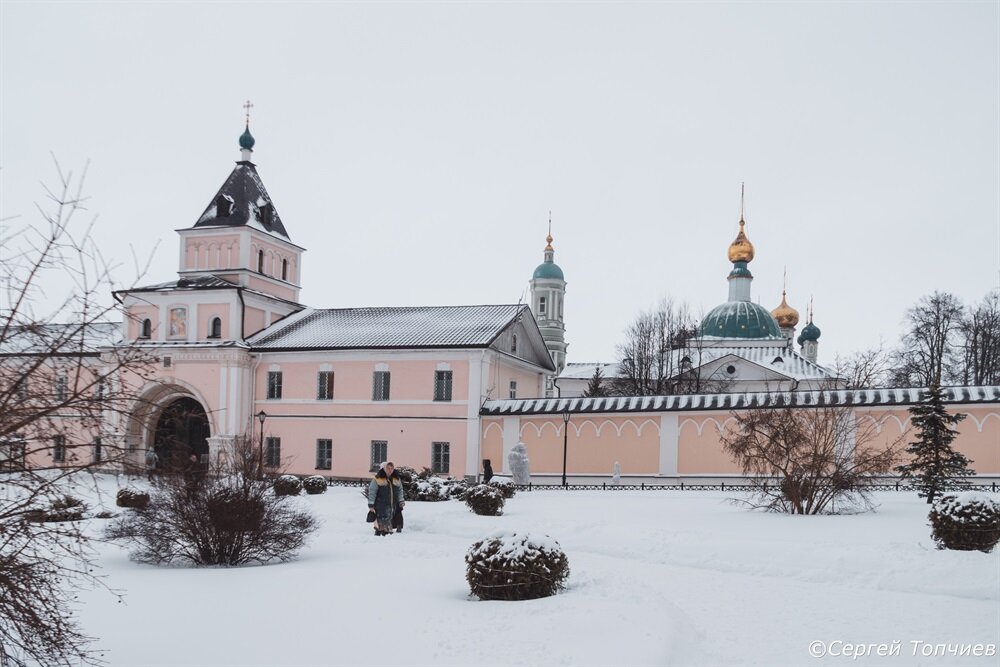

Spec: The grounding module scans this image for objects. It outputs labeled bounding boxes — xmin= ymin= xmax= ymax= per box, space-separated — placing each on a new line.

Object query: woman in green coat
xmin=368 ymin=461 xmax=405 ymax=536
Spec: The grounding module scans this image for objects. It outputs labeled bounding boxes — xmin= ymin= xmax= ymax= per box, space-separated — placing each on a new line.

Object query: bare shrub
xmin=720 ymin=405 xmax=903 ymax=514
xmin=929 ymin=493 xmax=1000 ymax=553
xmin=466 ymin=531 xmax=569 ymax=600
xmin=106 ymin=437 xmax=317 ymax=566
xmin=464 ymin=484 xmax=505 ymax=516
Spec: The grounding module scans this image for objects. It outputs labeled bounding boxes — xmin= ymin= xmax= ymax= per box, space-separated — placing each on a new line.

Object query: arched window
xmin=282 ymin=258 xmax=288 ymax=281
xmin=511 ymin=333 xmax=518 ymax=354
xmin=257 ymin=249 xmax=264 ymax=273
xmin=140 ymin=319 xmax=151 ymax=339
xmin=209 ymin=317 xmax=222 ymax=339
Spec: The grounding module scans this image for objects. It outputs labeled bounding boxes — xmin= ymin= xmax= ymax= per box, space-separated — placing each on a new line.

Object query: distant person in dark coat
xmin=367 ymin=462 xmax=405 ymax=536
xmin=483 ymin=459 xmax=494 ymax=483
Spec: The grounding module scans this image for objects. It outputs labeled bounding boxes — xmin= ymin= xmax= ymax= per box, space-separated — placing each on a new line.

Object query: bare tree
xmin=0 ymin=161 xmax=153 ymax=667
xmin=720 ymin=405 xmax=904 ymax=514
xmin=891 ymin=292 xmax=963 ymax=386
xmin=957 ymin=290 xmax=1000 ymax=385
xmin=612 ymin=298 xmax=704 ymax=395
xmin=833 ymin=342 xmax=893 ymax=389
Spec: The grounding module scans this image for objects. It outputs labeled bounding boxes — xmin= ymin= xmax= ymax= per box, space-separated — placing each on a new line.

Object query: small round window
xmin=726 ymin=364 xmax=736 ymax=375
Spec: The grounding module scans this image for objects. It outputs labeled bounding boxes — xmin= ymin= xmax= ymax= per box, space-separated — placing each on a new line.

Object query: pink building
xmin=112 ymin=125 xmax=554 ymax=479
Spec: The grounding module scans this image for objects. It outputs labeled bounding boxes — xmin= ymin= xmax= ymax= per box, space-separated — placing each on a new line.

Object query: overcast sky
xmin=2 ymin=1 xmax=998 ymax=367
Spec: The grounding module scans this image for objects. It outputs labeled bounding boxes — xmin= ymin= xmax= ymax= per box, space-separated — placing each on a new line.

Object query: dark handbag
xmin=392 ymin=504 xmax=404 ymax=530
xmin=366 ymin=508 xmax=376 ymax=523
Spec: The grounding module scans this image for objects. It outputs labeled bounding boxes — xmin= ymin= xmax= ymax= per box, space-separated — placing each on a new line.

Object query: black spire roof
xmin=193 ymin=161 xmax=290 ymax=240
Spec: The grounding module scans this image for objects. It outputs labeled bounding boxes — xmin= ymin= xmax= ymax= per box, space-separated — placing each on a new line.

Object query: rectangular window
xmin=315 ymin=439 xmax=332 ymax=470
xmin=265 ymin=437 xmax=281 ymax=468
xmin=433 ymin=370 xmax=453 ymax=401
xmin=267 ymin=371 xmax=283 ymax=399
xmin=55 ymin=374 xmax=67 ymax=401
xmin=370 ymin=440 xmax=388 ymax=472
xmin=1 ymin=439 xmax=26 ymax=471
xmin=14 ymin=378 xmax=28 ymax=401
xmin=53 ymin=435 xmax=66 ymax=463
xmin=93 ymin=437 xmax=102 ymax=463
xmin=432 ymin=442 xmax=450 ymax=474
xmin=509 ymin=380 xmax=517 ymax=399
xmin=96 ymin=378 xmax=107 ymax=400
xmin=539 ymin=296 xmax=547 ymax=316
xmin=372 ymin=371 xmax=390 ymax=401
xmin=317 ymin=371 xmax=334 ymax=400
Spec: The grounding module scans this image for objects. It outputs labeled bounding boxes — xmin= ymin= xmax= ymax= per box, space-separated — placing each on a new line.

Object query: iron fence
xmin=323 ymin=477 xmax=999 ymax=494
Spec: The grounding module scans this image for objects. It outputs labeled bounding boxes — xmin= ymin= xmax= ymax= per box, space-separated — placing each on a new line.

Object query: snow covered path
xmin=76 ymin=480 xmax=998 ymax=666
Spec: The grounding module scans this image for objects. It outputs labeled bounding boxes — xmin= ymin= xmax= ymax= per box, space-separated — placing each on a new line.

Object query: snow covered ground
xmin=73 ymin=476 xmax=998 ymax=666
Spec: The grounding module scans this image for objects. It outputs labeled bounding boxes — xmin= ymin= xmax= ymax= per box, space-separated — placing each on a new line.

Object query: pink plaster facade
xmin=482 ymin=402 xmax=1000 ymax=481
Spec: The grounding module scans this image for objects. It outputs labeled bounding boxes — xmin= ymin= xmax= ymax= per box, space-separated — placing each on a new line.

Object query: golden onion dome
xmin=771 ymin=291 xmax=800 ymax=328
xmin=728 ymin=218 xmax=755 ymax=263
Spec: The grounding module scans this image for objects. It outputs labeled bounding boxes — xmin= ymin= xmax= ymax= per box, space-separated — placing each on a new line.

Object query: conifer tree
xmin=583 ymin=366 xmax=610 ymax=397
xmin=896 ymin=385 xmax=973 ymax=503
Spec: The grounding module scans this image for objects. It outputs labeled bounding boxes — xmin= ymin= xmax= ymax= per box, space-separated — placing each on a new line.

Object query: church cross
xmin=243 ymin=100 xmax=254 ymax=125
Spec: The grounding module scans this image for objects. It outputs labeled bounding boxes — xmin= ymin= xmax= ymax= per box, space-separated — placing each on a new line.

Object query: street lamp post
xmin=561 ymin=409 xmax=571 ymax=487
xmin=256 ymin=410 xmax=267 ymax=479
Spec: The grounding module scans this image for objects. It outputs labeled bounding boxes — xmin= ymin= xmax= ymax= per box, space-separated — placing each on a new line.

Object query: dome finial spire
xmin=727 ymin=184 xmax=754 ymax=263
xmin=545 ymin=210 xmax=554 ymax=251
xmin=740 ymin=181 xmax=745 ymax=223
xmin=771 ymin=266 xmax=800 ymax=329
xmin=239 ymin=100 xmax=256 ymax=160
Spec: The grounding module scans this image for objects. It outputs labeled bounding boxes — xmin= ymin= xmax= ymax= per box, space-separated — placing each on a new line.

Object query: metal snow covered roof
xmin=0 ymin=322 xmax=121 ymax=356
xmin=680 ymin=345 xmax=837 ymax=380
xmin=193 ymin=162 xmax=290 ymax=240
xmin=557 ymin=346 xmax=837 ymax=383
xmin=480 ymin=386 xmax=1000 ymax=416
xmin=249 ymin=304 xmax=528 ymax=350
xmin=126 ymin=275 xmax=239 ymax=292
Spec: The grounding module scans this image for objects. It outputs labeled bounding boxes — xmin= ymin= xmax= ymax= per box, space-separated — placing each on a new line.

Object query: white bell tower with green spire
xmin=529 ymin=215 xmax=567 ymax=397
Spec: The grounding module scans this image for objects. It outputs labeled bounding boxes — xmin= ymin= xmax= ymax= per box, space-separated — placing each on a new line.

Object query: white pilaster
xmin=659 ymin=414 xmax=679 ymax=476
xmin=501 ymin=416 xmax=519 ymax=474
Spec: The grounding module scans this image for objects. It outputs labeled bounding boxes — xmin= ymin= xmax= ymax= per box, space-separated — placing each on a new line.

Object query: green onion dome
xmin=700 ymin=301 xmax=783 ymax=339
xmin=797 ymin=321 xmax=821 ymax=344
xmin=239 ymin=127 xmax=255 ymax=150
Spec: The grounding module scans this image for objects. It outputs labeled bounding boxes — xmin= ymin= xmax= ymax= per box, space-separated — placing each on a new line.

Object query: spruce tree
xmin=583 ymin=366 xmax=609 ymax=397
xmin=896 ymin=385 xmax=973 ymax=503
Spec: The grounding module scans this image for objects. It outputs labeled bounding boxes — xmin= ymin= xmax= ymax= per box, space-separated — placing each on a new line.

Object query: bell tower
xmin=529 ymin=215 xmax=567 ymax=397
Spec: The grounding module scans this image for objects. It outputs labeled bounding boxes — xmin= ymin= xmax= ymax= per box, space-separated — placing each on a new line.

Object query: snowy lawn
xmin=75 ymin=476 xmax=998 ymax=666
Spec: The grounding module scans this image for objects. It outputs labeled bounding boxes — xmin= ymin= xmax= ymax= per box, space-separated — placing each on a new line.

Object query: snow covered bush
xmin=106 ymin=472 xmax=318 ymax=566
xmin=25 ymin=494 xmax=87 ymax=523
xmin=398 ymin=465 xmax=465 ymax=501
xmin=116 ymin=488 xmax=150 ymax=510
xmin=273 ymin=475 xmax=302 ymax=496
xmin=465 ymin=531 xmax=570 ymax=601
xmin=929 ymin=492 xmax=1000 ymax=553
xmin=507 ymin=442 xmax=531 ymax=485
xmin=489 ymin=476 xmax=516 ymax=499
xmin=302 ymin=476 xmax=327 ymax=495
xmin=447 ymin=478 xmax=470 ymax=500
xmin=464 ymin=484 xmax=505 ymax=516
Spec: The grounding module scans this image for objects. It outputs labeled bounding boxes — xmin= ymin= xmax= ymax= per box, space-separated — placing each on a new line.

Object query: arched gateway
xmin=125 ymin=384 xmax=214 ymax=471
xmin=153 ymin=397 xmax=210 ymax=470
